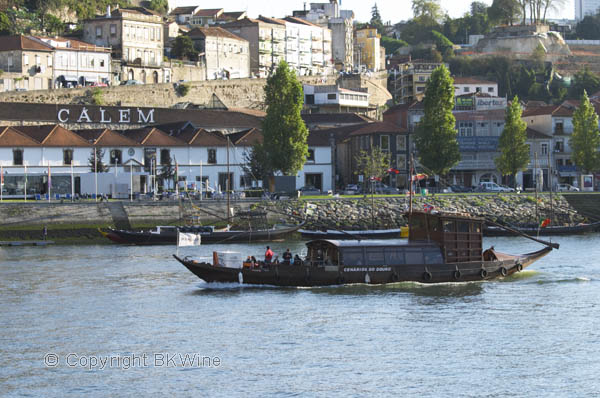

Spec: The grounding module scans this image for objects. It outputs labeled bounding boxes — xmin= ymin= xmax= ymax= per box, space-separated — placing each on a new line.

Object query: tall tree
xmin=569 ymin=67 xmax=600 ymax=99
xmin=171 ymin=35 xmax=198 ymax=61
xmin=261 ymin=60 xmax=309 ymax=176
xmin=415 ymin=65 xmax=460 ymax=178
xmin=570 ymin=90 xmax=600 ymax=174
xmin=88 ymin=148 xmax=108 ymax=173
xmin=495 ymin=96 xmax=529 ymax=187
xmin=158 ymin=155 xmax=175 ymax=190
xmin=370 ymin=3 xmax=384 ymax=32
xmin=412 ymin=0 xmax=444 ymax=23
xmin=354 ymin=146 xmax=391 ymax=191
xmin=488 ymin=0 xmax=521 ymax=26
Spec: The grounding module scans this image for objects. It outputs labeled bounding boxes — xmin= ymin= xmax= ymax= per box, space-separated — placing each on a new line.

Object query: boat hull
xmin=173 ymin=246 xmax=552 ymax=287
xmin=484 ymin=222 xmax=600 ymax=237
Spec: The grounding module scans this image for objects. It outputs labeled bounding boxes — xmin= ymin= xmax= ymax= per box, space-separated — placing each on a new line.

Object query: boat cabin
xmin=305 ymin=239 xmax=444 ymax=267
xmin=408 ymin=211 xmax=483 ymax=262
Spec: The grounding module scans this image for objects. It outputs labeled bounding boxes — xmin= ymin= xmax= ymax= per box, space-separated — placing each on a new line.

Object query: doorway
xmin=305 ymin=173 xmax=322 ymax=190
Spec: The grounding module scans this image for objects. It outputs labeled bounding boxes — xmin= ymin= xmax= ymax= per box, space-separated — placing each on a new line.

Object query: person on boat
xmin=282 ymin=248 xmax=292 ymax=265
xmin=264 ymin=246 xmax=274 ymax=264
xmin=293 ymin=254 xmax=302 ymax=266
xmin=243 ymin=256 xmax=253 ymax=269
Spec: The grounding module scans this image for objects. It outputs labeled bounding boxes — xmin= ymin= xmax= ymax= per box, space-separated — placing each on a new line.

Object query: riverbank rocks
xmin=263 ymin=193 xmax=585 ymax=230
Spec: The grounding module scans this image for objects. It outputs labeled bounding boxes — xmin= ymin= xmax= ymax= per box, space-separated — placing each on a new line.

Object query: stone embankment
xmin=266 ymin=194 xmax=585 ymax=230
xmin=0 ymin=194 xmax=589 ymax=242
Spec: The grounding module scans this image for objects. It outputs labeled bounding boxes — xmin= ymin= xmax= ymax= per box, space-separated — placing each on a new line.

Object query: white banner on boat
xmin=177 ymin=232 xmax=202 ymax=247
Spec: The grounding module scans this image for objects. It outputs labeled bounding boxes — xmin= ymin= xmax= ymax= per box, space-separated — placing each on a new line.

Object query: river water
xmin=1 ymin=235 xmax=599 ymax=397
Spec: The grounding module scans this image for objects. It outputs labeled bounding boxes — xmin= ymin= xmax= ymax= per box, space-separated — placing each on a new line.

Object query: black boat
xmin=173 ymin=211 xmax=557 ymax=286
xmin=483 ymin=221 xmax=600 ymax=236
xmin=298 ymin=227 xmax=407 ymax=240
xmin=101 ymin=222 xmax=304 ymax=245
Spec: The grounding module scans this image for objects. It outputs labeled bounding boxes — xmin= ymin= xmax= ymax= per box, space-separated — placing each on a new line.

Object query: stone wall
xmin=0 ymin=73 xmax=392 ymax=112
xmin=0 ymin=74 xmax=391 ymax=110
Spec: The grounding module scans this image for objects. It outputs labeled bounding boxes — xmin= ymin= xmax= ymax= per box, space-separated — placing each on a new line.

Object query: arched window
xmin=128 ymin=69 xmax=134 ymax=80
xmin=140 ymin=70 xmax=146 ymax=83
xmin=153 ymin=71 xmax=159 ymax=84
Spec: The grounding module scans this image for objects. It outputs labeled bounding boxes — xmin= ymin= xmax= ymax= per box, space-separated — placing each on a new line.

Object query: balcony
xmin=259 ymin=35 xmax=272 ymax=41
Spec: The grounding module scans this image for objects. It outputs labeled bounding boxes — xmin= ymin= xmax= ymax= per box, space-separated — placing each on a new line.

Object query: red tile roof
xmin=16 ymin=125 xmax=90 ymax=147
xmin=169 ymin=6 xmax=198 ymax=15
xmin=522 ymin=104 xmax=574 ymax=117
xmin=187 ymin=27 xmax=247 ymax=41
xmin=526 ymin=127 xmax=552 ymax=139
xmin=0 ymin=126 xmax=41 ymax=147
xmin=348 ymin=121 xmax=408 ymax=136
xmin=0 ymin=35 xmax=54 ymax=52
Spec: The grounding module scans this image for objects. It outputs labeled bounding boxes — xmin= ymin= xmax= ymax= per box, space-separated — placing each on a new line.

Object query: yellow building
xmin=354 ymin=27 xmax=382 ymax=71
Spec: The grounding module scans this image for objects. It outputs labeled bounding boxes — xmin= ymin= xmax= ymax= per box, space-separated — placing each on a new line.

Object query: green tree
xmin=495 ymin=96 xmax=529 ymax=187
xmin=575 ymin=15 xmax=600 ymax=40
xmin=261 ymin=60 xmax=309 ymax=176
xmin=412 ymin=0 xmax=445 ymax=23
xmin=380 ymin=36 xmax=408 ymax=54
xmin=431 ymin=30 xmax=454 ymax=59
xmin=488 ymin=0 xmax=521 ymax=26
xmin=415 ymin=65 xmax=460 ymax=178
xmin=370 ymin=3 xmax=384 ymax=34
xmin=44 ymin=14 xmax=64 ymax=35
xmin=0 ymin=11 xmax=10 ymax=35
xmin=569 ymin=67 xmax=600 ymax=99
xmin=88 ymin=148 xmax=108 ymax=173
xmin=171 ymin=35 xmax=198 ymax=61
xmin=158 ymin=155 xmax=175 ymax=190
xmin=148 ymin=0 xmax=168 ymax=14
xmin=354 ymin=146 xmax=391 ymax=191
xmin=242 ymin=146 xmax=272 ymax=185
xmin=570 ymin=90 xmax=600 ymax=173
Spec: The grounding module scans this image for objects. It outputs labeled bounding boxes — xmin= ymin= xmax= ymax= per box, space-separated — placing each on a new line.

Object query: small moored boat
xmin=101 ymin=222 xmax=304 ymax=245
xmin=173 ymin=211 xmax=557 ymax=286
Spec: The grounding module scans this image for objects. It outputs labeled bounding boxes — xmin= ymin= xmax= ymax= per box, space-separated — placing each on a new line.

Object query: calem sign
xmin=57 ymin=107 xmax=155 ymax=124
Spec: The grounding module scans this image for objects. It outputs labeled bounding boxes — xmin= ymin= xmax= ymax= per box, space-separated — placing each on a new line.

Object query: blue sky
xmin=174 ymin=0 xmax=574 ymax=22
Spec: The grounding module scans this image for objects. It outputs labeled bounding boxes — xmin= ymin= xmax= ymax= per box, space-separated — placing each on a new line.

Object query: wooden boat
xmin=173 ymin=211 xmax=557 ymax=286
xmin=483 ymin=221 xmax=600 ymax=236
xmin=298 ymin=227 xmax=406 ymax=240
xmin=101 ymin=222 xmax=304 ymax=245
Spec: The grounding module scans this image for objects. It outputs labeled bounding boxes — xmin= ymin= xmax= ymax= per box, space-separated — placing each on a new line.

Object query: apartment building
xmin=83 ymin=7 xmax=168 ymax=83
xmin=186 ymin=27 xmax=250 ymax=79
xmin=0 ymin=35 xmax=54 ymax=91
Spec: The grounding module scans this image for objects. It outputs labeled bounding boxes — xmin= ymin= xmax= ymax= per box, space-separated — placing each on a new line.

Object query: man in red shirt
xmin=264 ymin=246 xmax=274 ymax=264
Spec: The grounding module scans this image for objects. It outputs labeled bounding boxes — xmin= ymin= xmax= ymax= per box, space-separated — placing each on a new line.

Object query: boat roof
xmin=307 ymin=239 xmax=438 ymax=248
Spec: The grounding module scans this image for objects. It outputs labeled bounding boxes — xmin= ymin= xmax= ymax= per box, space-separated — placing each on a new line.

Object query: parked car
xmin=120 ymin=79 xmax=143 ymax=86
xmin=477 ymin=182 xmax=513 ymax=192
xmin=89 ymin=81 xmax=108 ymax=87
xmin=449 ymin=185 xmax=473 ymax=193
xmin=557 ymin=183 xmax=579 ymax=192
xmin=342 ymin=184 xmax=362 ymax=195
xmin=370 ymin=182 xmax=400 ymax=194
xmin=298 ymin=186 xmax=321 ymax=196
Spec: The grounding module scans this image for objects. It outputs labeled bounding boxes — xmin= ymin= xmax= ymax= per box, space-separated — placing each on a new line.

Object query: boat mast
xmin=534 ymin=151 xmax=539 ymax=232
xmin=227 ymin=136 xmax=231 ymax=224
xmin=409 ymin=153 xmax=414 ymax=215
xmin=548 ymin=150 xmax=553 ymax=226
